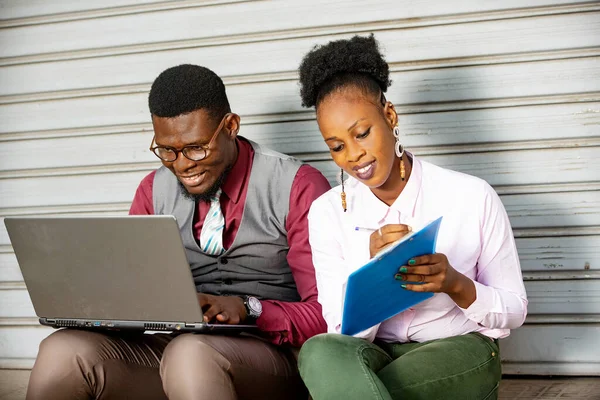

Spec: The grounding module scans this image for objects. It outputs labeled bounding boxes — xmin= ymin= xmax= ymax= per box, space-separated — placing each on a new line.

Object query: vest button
xmin=220 ymin=257 xmax=228 ymax=265
xmin=223 ymin=279 xmax=233 ymax=285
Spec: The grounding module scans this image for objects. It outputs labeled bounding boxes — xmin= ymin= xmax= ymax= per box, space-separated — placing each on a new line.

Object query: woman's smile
xmin=353 ymin=160 xmax=376 ymax=180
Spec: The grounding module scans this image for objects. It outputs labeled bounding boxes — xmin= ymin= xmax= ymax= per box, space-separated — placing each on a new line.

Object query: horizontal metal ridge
xmin=0 ymin=358 xmax=36 ymax=370
xmin=0 ymin=317 xmax=39 ymax=326
xmin=525 ymin=314 xmax=600 ymax=324
xmin=1 ymin=92 xmax=599 ymax=142
xmin=523 ymin=271 xmax=600 ymax=281
xmin=0 ymin=181 xmax=596 ymax=217
xmin=0 ymin=162 xmax=158 ymax=180
xmin=0 ymin=282 xmax=26 ymax=290
xmin=1 ymin=98 xmax=598 ymax=144
xmin=2 ymin=137 xmax=600 ymax=179
xmin=0 ymin=122 xmax=152 ymax=142
xmin=0 ymin=202 xmax=131 ymax=217
xmin=297 ymin=137 xmax=600 ymax=160
xmin=0 ymin=245 xmax=13 ymax=254
xmin=501 ymin=361 xmax=600 ymax=376
xmin=513 ymin=226 xmax=600 ymax=238
xmin=1 ymin=227 xmax=598 ymax=258
xmin=494 ymin=182 xmax=600 ymax=195
xmin=1 ymin=48 xmax=599 ymax=105
xmin=1 ymin=3 xmax=598 ymax=66
xmin=0 ymin=0 xmax=248 ymax=28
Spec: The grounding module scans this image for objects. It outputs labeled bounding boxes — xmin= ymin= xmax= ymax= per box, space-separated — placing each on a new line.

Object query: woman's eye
xmin=330 ymin=144 xmax=344 ymax=152
xmin=357 ymin=128 xmax=371 ymax=139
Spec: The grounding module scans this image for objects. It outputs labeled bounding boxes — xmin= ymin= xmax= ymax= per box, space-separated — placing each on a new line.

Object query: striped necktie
xmin=199 ymin=189 xmax=225 ymax=256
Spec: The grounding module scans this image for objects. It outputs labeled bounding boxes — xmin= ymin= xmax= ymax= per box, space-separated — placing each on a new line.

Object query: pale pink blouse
xmin=308 ymin=154 xmax=528 ymax=342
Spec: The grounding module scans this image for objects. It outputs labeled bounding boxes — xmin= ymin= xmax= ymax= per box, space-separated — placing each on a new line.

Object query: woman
xmin=297 ymin=35 xmax=528 ymax=400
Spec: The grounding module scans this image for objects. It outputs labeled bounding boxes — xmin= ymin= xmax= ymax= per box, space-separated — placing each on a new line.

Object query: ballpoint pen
xmin=354 ymin=226 xmax=377 ymax=232
xmin=355 ymin=226 xmax=385 ymax=236
xmin=355 ymin=225 xmax=413 ymax=234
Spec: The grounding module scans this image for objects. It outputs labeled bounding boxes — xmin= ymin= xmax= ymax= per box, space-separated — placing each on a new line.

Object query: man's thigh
xmin=161 ymin=333 xmax=307 ymax=400
xmin=377 ymin=333 xmax=501 ymax=400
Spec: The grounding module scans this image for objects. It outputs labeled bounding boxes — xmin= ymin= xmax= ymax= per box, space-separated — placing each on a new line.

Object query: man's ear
xmin=224 ymin=113 xmax=241 ymax=139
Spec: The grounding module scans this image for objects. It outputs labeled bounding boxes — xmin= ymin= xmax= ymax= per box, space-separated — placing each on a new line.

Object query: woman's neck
xmin=370 ymin=154 xmax=413 ymax=206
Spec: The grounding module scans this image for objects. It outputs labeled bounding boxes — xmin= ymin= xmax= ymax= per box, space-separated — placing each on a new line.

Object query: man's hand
xmin=197 ymin=293 xmax=247 ymax=324
xmin=369 ymin=224 xmax=412 ymax=258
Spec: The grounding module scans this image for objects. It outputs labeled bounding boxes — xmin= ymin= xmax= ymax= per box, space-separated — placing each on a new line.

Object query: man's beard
xmin=178 ymin=166 xmax=232 ymax=203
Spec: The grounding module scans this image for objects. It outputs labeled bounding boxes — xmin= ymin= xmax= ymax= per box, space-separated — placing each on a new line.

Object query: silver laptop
xmin=4 ymin=215 xmax=257 ymax=334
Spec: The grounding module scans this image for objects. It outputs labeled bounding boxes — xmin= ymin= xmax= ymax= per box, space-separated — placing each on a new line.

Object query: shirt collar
xmin=220 ymin=137 xmax=252 ymax=204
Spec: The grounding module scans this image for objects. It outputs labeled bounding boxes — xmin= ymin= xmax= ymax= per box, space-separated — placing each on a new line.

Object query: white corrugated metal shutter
xmin=1 ymin=0 xmax=598 ymax=374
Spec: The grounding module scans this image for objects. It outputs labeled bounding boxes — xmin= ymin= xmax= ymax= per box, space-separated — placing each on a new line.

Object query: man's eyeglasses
xmin=149 ymin=113 xmax=230 ymax=162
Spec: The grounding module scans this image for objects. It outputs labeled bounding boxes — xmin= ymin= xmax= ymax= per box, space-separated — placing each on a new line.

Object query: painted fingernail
xmin=408 ymin=259 xmax=416 ymax=265
xmin=394 ymin=274 xmax=403 ymax=280
xmin=401 ymin=284 xmax=407 ymax=289
xmin=399 ymin=267 xmax=408 ymax=273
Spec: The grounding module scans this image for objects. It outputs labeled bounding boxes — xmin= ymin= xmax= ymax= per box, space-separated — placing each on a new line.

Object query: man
xmin=26 ymin=64 xmax=330 ymax=400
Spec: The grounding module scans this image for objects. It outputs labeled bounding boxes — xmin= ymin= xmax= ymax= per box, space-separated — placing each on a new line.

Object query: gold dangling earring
xmin=400 ymin=157 xmax=405 ymax=181
xmin=340 ymin=169 xmax=347 ymax=212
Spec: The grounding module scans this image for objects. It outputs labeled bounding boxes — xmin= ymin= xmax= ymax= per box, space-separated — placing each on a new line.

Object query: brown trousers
xmin=26 ymin=329 xmax=307 ymax=400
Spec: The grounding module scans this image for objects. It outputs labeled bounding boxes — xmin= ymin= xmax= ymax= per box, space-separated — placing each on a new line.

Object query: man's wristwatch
xmin=241 ymin=295 xmax=263 ymax=320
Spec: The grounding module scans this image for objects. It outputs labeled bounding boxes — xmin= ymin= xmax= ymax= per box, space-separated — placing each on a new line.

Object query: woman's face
xmin=316 ymin=90 xmax=399 ymax=191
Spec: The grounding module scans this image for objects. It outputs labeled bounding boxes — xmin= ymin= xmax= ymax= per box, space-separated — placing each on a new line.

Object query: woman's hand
xmin=369 ymin=224 xmax=412 ymax=258
xmin=395 ymin=253 xmax=476 ymax=308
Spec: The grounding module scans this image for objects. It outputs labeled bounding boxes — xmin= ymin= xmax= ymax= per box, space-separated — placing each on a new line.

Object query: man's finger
xmin=202 ymin=305 xmax=221 ymax=322
xmin=215 ymin=312 xmax=229 ymax=323
xmin=197 ymin=293 xmax=211 ymax=307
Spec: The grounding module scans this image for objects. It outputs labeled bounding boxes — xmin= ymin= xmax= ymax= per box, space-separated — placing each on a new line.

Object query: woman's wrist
xmin=448 ymin=274 xmax=476 ymax=309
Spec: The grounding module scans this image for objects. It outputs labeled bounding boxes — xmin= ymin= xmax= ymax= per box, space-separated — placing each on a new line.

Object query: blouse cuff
xmin=459 ymin=280 xmax=495 ymax=324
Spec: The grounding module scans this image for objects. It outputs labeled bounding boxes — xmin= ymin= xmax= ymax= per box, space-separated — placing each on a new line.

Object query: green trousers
xmin=298 ymin=332 xmax=501 ymax=400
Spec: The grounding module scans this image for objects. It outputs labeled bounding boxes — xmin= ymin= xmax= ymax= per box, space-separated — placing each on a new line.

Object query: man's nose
xmin=172 ymin=151 xmax=195 ymax=171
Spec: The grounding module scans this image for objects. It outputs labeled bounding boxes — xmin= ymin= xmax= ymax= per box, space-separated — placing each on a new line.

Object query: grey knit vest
xmin=153 ymin=139 xmax=302 ymax=302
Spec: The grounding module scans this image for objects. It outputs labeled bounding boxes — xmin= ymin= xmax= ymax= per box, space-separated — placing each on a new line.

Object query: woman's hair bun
xmin=298 ymin=34 xmax=391 ymax=108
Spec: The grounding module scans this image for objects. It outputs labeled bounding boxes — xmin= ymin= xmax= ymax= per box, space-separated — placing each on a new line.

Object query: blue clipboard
xmin=341 ymin=217 xmax=442 ymax=336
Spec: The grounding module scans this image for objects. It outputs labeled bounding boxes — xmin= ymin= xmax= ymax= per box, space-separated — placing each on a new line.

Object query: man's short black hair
xmin=148 ymin=64 xmax=231 ymax=119
xmin=298 ymin=34 xmax=391 ymax=109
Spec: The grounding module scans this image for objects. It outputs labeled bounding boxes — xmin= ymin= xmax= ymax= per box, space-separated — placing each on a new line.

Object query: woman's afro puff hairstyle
xmin=298 ymin=34 xmax=391 ymax=108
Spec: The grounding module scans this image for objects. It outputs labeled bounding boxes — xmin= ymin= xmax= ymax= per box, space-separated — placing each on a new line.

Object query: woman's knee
xmin=299 ymin=333 xmax=367 ymax=375
xmin=379 ymin=334 xmax=501 ymax=399
xmin=299 ymin=334 xmax=336 ymax=365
